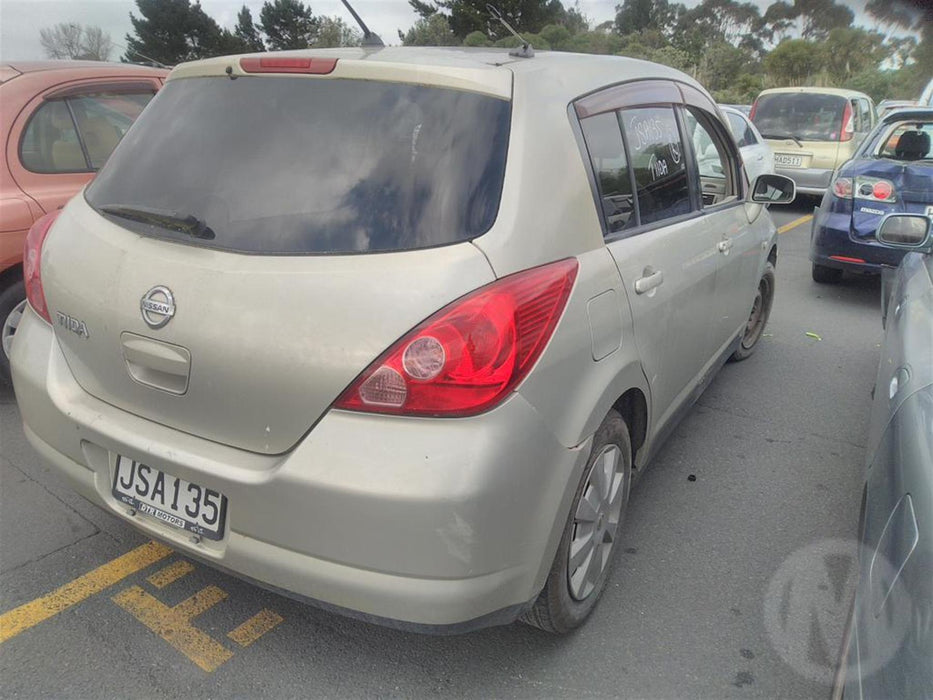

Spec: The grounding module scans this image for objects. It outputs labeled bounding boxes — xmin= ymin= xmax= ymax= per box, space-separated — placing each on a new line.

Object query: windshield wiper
xmin=761 ymin=133 xmax=803 ymax=148
xmin=100 ymin=205 xmax=215 ymax=240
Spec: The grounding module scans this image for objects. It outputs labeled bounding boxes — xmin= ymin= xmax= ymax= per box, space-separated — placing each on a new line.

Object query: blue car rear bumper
xmin=809 ymin=207 xmax=907 ymax=274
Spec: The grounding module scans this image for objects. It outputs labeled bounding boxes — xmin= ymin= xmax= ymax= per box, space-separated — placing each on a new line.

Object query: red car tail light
xmin=239 ymin=57 xmax=337 ymax=74
xmin=832 ymin=176 xmax=852 ymax=198
xmin=855 ymin=176 xmax=897 ymax=203
xmin=23 ymin=211 xmax=60 ymax=324
xmin=334 ymin=259 xmax=579 ymax=417
xmin=749 ymin=100 xmax=758 ymax=121
xmin=840 ymin=102 xmax=854 ymax=142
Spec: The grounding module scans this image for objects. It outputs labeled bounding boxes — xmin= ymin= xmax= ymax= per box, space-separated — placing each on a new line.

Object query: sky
xmin=0 ymin=0 xmax=888 ymax=62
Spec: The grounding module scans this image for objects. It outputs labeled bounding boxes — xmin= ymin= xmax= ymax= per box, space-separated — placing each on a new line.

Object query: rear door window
xmin=20 ymin=91 xmax=156 ymax=173
xmin=618 ymin=106 xmax=691 ymax=225
xmin=726 ymin=112 xmax=756 ymax=148
xmin=579 ymin=112 xmax=635 ymax=234
xmin=86 ymin=77 xmax=511 ymax=255
xmin=752 ymin=93 xmax=847 ymax=141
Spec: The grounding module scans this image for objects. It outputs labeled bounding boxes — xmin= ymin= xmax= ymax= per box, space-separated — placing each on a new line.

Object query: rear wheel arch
xmin=613 ymin=388 xmax=647 ymax=471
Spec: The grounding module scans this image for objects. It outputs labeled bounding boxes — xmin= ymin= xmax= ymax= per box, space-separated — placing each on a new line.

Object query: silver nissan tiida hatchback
xmin=11 ymin=48 xmax=794 ymax=633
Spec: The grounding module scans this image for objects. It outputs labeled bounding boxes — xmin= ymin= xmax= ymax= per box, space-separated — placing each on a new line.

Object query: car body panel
xmin=11 ymin=48 xmax=782 ymax=631
xmin=752 ymin=87 xmax=875 ymax=196
xmin=810 ymin=109 xmax=933 ymax=275
xmin=845 ymin=247 xmax=933 ymax=695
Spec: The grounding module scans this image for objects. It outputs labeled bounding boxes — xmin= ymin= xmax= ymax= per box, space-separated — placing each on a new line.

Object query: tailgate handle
xmin=121 ymin=332 xmax=191 ymax=395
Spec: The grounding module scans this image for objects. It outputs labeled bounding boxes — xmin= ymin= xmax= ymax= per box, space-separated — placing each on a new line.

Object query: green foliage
xmin=614 ymin=0 xmax=682 ymax=36
xmin=314 ymin=16 xmax=361 ymax=48
xmin=401 ymin=14 xmax=459 ymax=46
xmin=539 ymin=23 xmax=572 ymax=50
xmin=843 ymin=69 xmax=896 ymax=102
xmin=410 ymin=0 xmax=567 ymax=41
xmin=462 ymin=30 xmax=491 ymax=46
xmin=124 ymin=0 xmax=232 ymax=64
xmin=764 ymin=38 xmax=822 ymax=85
xmin=494 ymin=32 xmax=550 ymax=50
xmin=259 ymin=0 xmax=317 ymax=50
xmin=235 ymin=5 xmax=265 ymax=52
xmin=820 ymin=27 xmax=884 ymax=84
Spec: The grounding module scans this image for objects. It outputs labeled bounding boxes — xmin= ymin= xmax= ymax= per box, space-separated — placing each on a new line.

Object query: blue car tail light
xmin=855 ymin=176 xmax=897 ymax=203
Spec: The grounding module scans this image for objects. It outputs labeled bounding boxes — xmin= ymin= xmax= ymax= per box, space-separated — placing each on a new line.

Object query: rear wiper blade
xmin=761 ymin=133 xmax=803 ymax=148
xmin=100 ymin=204 xmax=215 ymax=240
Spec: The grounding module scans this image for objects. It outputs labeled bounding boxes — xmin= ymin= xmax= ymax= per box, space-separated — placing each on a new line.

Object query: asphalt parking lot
xmin=0 ymin=199 xmax=883 ymax=698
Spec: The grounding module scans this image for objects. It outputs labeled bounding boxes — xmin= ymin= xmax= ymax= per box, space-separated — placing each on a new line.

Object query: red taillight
xmin=239 ymin=57 xmax=337 ymax=74
xmin=334 ymin=259 xmax=579 ymax=417
xmin=23 ymin=211 xmax=60 ymax=323
xmin=872 ymin=181 xmax=893 ymax=200
xmin=840 ymin=102 xmax=854 ymax=142
xmin=832 ymin=176 xmax=852 ymax=198
xmin=749 ymin=100 xmax=758 ymax=121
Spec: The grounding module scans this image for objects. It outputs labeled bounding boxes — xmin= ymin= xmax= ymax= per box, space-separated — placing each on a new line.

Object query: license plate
xmin=774 ymin=154 xmax=803 ymax=167
xmin=112 ymin=456 xmax=227 ymax=540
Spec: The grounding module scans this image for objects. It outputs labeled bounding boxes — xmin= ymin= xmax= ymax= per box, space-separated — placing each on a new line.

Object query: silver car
xmin=10 ymin=48 xmax=793 ymax=633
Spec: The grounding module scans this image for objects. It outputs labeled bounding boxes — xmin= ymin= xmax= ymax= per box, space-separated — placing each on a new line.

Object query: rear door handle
xmin=717 ymin=239 xmax=734 ymax=253
xmin=634 ymin=269 xmax=664 ymax=294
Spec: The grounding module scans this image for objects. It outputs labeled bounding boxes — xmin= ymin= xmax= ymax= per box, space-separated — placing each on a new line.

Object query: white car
xmin=721 ymin=105 xmax=774 ymax=183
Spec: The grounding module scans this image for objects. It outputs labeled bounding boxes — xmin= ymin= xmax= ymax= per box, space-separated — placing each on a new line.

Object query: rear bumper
xmin=809 ymin=207 xmax=907 ymax=274
xmin=776 ymin=166 xmax=833 ymax=195
xmin=11 ymin=308 xmax=590 ymax=631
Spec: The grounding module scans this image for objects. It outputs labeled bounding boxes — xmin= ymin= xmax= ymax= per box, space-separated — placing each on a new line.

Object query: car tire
xmin=730 ymin=262 xmax=775 ymax=362
xmin=520 ymin=410 xmax=632 ymax=634
xmin=0 ymin=278 xmax=26 ymax=386
xmin=812 ymin=263 xmax=843 ymax=284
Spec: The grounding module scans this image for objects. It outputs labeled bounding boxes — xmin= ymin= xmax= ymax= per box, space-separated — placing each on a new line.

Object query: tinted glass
xmin=87 ymin=77 xmax=511 ymax=254
xmin=752 ymin=93 xmax=847 ymax=141
xmin=69 ymin=92 xmax=154 ymax=168
xmin=21 ymin=100 xmax=86 ymax=172
xmin=580 ymin=112 xmax=635 ymax=234
xmin=726 ymin=112 xmax=756 ymax=148
xmin=620 ymin=107 xmax=691 ymax=225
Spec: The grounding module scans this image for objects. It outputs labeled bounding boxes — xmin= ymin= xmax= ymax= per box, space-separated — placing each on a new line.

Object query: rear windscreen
xmin=86 ymin=76 xmax=511 ymax=254
xmin=752 ymin=93 xmax=846 ymax=142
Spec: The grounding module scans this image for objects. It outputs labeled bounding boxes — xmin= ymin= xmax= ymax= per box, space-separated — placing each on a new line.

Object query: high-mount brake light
xmin=334 ymin=259 xmax=579 ymax=417
xmin=23 ymin=210 xmax=60 ymax=324
xmin=239 ymin=57 xmax=337 ymax=74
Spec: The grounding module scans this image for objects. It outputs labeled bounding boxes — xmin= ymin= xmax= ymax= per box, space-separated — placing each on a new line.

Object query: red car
xmin=0 ymin=61 xmax=167 ymax=383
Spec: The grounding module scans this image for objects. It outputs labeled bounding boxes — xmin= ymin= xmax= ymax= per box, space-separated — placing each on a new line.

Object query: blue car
xmin=810 ymin=108 xmax=933 ymax=283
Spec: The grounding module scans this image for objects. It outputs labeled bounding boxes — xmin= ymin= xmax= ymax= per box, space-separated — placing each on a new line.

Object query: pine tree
xmin=259 ymin=0 xmax=318 ymax=51
xmin=235 ymin=5 xmax=266 ymax=52
xmin=124 ymin=0 xmax=232 ymax=65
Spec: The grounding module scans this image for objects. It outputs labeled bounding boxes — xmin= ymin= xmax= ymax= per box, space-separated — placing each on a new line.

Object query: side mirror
xmin=750 ymin=173 xmax=795 ymax=204
xmin=875 ymin=213 xmax=932 ymax=250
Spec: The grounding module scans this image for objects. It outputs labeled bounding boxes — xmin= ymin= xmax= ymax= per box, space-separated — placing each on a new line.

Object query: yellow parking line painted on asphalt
xmin=778 ymin=213 xmax=813 ymax=234
xmin=228 ymin=609 xmax=284 ymax=647
xmin=0 ymin=541 xmax=172 ymax=644
xmin=112 ymin=585 xmax=234 ymax=672
xmin=147 ymin=560 xmax=195 ymax=589
xmin=173 ymin=585 xmax=228 ymax=620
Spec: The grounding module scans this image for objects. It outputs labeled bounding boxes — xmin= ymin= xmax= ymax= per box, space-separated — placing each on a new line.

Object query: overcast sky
xmin=0 ymin=0 xmax=885 ymax=62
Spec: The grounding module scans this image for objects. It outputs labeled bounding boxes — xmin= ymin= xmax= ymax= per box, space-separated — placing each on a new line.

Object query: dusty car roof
xmin=757 ymin=86 xmax=871 ymax=99
xmin=0 ymin=61 xmax=167 ymax=85
xmin=169 ymin=47 xmax=707 ymax=104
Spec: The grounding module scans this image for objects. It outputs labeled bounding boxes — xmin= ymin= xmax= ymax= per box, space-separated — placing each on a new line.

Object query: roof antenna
xmin=486 ymin=4 xmax=534 ymax=58
xmin=340 ymin=0 xmax=384 ymax=47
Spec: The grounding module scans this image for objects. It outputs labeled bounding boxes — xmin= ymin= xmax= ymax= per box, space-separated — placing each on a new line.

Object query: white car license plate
xmin=112 ymin=456 xmax=227 ymax=540
xmin=774 ymin=154 xmax=803 ymax=168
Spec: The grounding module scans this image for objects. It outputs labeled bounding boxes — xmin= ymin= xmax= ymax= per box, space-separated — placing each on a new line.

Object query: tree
xmin=820 ymin=27 xmax=884 ymax=83
xmin=314 ymin=16 xmax=361 ymax=48
xmin=235 ymin=5 xmax=266 ymax=51
xmin=400 ymin=14 xmax=459 ymax=46
xmin=764 ymin=38 xmax=822 ymax=85
xmin=614 ymin=0 xmax=683 ymax=37
xmin=40 ymin=23 xmax=113 ymax=61
xmin=124 ymin=0 xmax=233 ymax=65
xmin=409 ymin=0 xmax=567 ymax=41
xmin=260 ymin=0 xmax=318 ymax=50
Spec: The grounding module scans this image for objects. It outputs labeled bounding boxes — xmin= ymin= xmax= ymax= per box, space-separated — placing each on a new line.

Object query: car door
xmin=7 ymin=78 xmax=160 ymax=215
xmin=575 ymin=81 xmax=721 ymax=436
xmin=684 ymin=102 xmax=764 ymax=352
